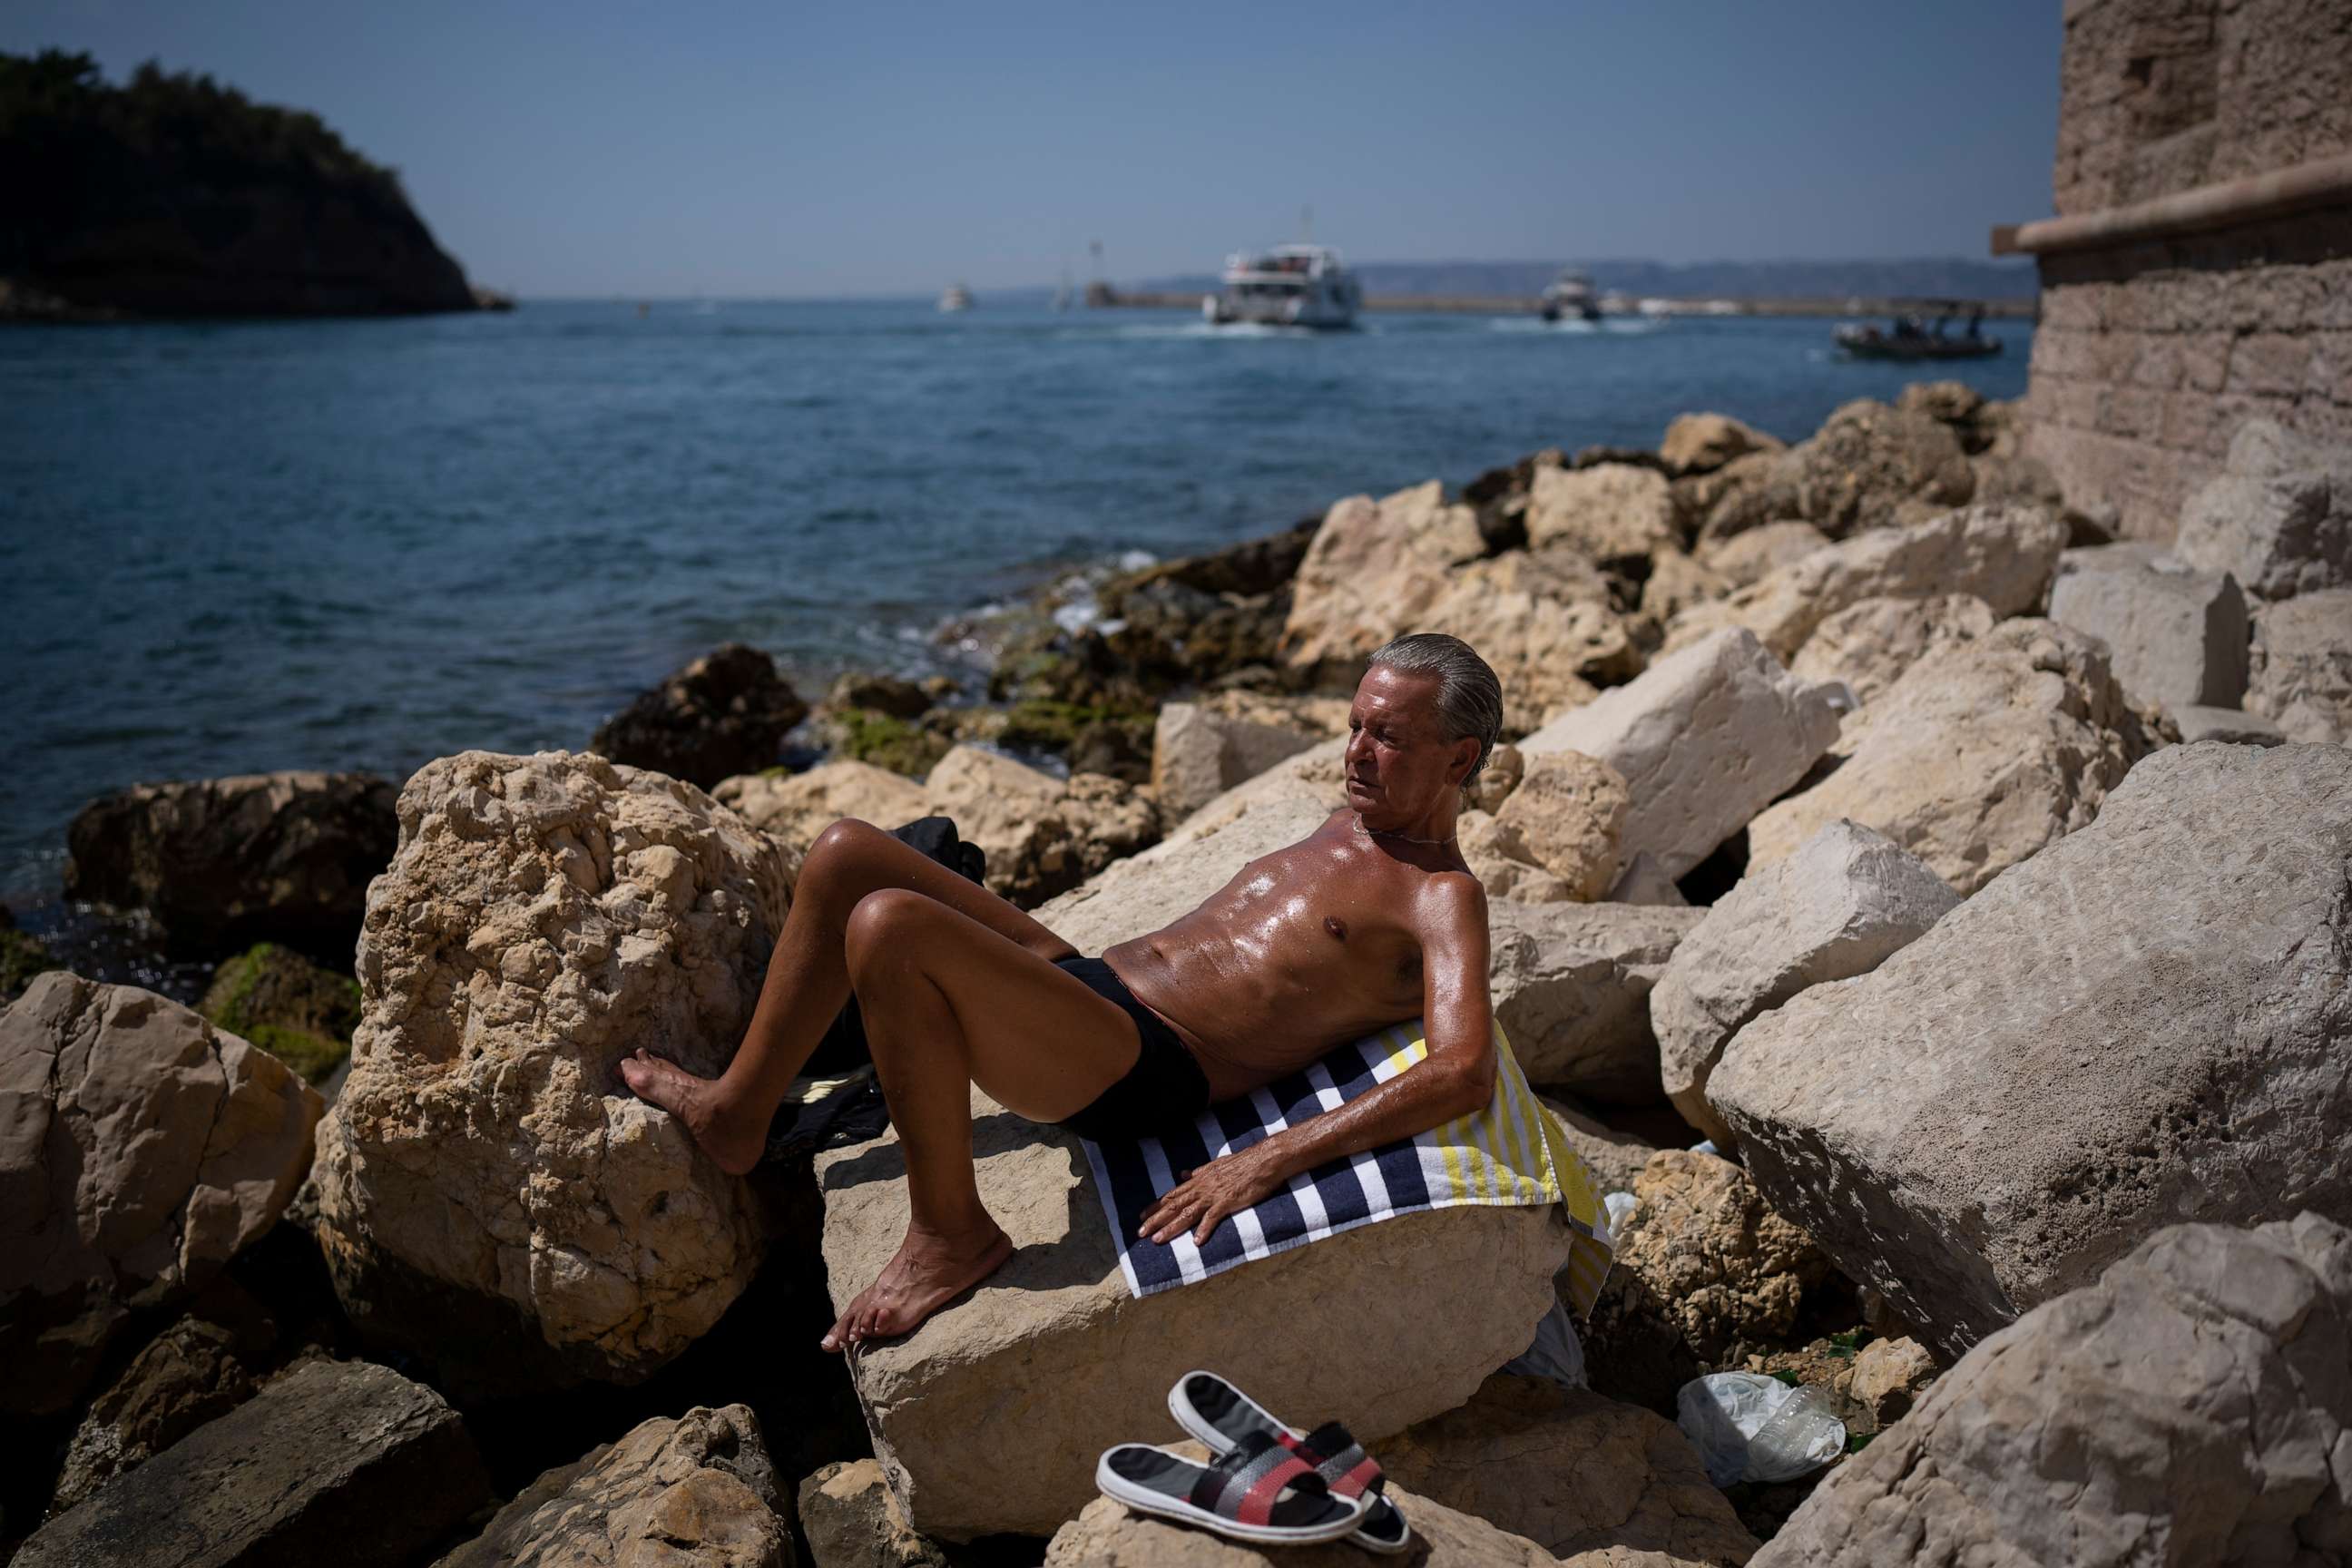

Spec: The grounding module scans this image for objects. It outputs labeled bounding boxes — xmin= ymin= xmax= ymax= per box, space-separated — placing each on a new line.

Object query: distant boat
xmin=1539 ymin=269 xmax=1602 ymax=324
xmin=1053 ymin=267 xmax=1074 ymax=312
xmin=938 ymin=283 xmax=975 ymax=313
xmin=1202 ymin=244 xmax=1360 ymax=329
xmin=1835 ymin=303 xmax=2001 ymax=361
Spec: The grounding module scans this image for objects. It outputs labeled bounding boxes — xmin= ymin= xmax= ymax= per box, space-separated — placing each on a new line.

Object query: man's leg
xmin=822 ymin=887 xmax=1142 ymax=1350
xmin=621 ymin=817 xmax=1078 ymax=1173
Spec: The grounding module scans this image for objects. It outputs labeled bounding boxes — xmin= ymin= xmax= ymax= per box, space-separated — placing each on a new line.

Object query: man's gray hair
xmin=1367 ymin=632 xmax=1505 ymax=786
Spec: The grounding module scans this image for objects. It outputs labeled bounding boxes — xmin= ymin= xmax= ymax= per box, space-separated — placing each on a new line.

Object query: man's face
xmin=1343 ymin=665 xmax=1478 ymax=826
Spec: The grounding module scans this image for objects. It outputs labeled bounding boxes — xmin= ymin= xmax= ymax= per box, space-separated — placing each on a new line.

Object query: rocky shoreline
xmin=5 ymin=381 xmax=2350 ymax=1565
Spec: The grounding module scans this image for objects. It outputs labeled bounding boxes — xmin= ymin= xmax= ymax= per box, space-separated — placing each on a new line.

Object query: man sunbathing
xmin=622 ymin=632 xmax=1503 ymax=1353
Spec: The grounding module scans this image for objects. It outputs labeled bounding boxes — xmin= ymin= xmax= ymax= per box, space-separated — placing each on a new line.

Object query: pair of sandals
xmin=1095 ymin=1371 xmax=1412 ymax=1552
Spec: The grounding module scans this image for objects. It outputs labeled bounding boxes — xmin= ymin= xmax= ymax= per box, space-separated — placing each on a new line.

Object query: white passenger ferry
xmin=1202 ymin=244 xmax=1361 ymax=329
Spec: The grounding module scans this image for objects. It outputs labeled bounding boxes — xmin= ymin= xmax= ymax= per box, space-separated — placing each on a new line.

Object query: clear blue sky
xmin=8 ymin=0 xmax=2063 ymax=298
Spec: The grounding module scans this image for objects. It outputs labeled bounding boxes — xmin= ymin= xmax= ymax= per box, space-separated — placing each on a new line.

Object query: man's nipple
xmin=1323 ymin=915 xmax=1348 ymax=941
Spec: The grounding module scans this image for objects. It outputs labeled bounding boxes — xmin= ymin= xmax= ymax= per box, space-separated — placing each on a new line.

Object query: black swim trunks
xmin=1052 ymin=956 xmax=1211 ymax=1142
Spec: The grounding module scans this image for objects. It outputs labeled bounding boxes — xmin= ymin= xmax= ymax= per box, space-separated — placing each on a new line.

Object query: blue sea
xmin=0 ymin=299 xmax=2032 ymax=902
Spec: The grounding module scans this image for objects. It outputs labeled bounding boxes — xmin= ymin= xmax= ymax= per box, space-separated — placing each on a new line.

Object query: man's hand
xmin=1140 ymin=1138 xmax=1294 ymax=1247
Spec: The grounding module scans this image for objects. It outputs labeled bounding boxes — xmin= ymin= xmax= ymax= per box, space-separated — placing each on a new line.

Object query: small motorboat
xmin=1836 ymin=303 xmax=2002 ymax=361
xmin=1202 ymin=244 xmax=1360 ymax=328
xmin=937 ymin=283 xmax=975 ymax=313
xmin=1539 ymin=269 xmax=1602 ymax=323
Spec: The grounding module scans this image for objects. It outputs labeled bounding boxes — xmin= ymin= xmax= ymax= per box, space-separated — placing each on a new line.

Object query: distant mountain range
xmin=1129 ymin=258 xmax=2037 ymax=301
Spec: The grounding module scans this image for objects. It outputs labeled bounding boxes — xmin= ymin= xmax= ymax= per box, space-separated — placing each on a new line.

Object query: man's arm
xmin=1141 ymin=872 xmax=1497 ymax=1246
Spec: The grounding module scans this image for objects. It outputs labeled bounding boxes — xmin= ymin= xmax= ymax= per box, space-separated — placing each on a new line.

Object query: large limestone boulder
xmin=1787 ymin=593 xmax=1995 ymax=705
xmin=1685 ymin=448 xmax=1802 ymax=546
xmin=311 ymin=751 xmax=793 ymax=1396
xmin=2046 ymin=544 xmax=2250 ymax=711
xmin=1381 ymin=1375 xmax=1759 ymax=1565
xmin=1661 ymin=412 xmax=1783 ymax=478
xmin=1 ymin=973 xmax=322 ymax=1416
xmin=1046 ymin=1484 xmax=1643 ymax=1567
xmin=1281 ymin=481 xmax=1485 ymax=675
xmin=1752 ymin=1215 xmax=2352 ymax=1567
xmin=1477 ymin=751 xmax=1630 ymax=902
xmin=1521 ymin=629 xmax=1839 ymax=882
xmin=1748 ymin=620 xmax=2158 ymax=895
xmin=816 ymin=1089 xmax=1571 ymax=1540
xmin=2172 ymin=417 xmax=2352 ymax=601
xmin=1666 ymin=504 xmax=2069 ymax=662
xmin=64 ymin=769 xmax=397 ymax=958
xmin=1155 ymin=736 xmax=1349 ymax=855
xmin=1787 ymin=397 xmax=1975 ymax=537
xmin=1696 ymin=520 xmax=1829 ymax=589
xmin=797 ymin=1460 xmax=948 ymax=1568
xmin=50 ymin=1289 xmax=276 ymax=1512
xmin=589 ymin=642 xmax=809 ymax=789
xmin=1713 ymin=742 xmax=2352 ymax=1357
xmin=18 ymin=1359 xmax=491 ymax=1568
xmin=713 ymin=760 xmax=928 ymax=850
xmin=1415 ymin=550 xmax=1634 ymax=731
xmin=2246 ymin=587 xmax=2352 ymax=744
xmin=1150 ymin=700 xmax=1324 ymax=823
xmin=922 ymin=745 xmax=1159 ymax=906
xmin=1488 ymin=901 xmax=1702 ymax=1100
xmin=1606 ymin=1151 xmax=1829 ymax=1365
xmin=1526 ymin=463 xmax=1682 ymax=560
xmin=433 ymin=1405 xmax=791 ymax=1568
xmin=1652 ymin=822 xmax=1958 ymax=1147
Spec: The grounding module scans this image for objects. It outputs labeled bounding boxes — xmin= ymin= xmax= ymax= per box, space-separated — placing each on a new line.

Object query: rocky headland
xmin=0 ymin=51 xmax=491 ymax=321
xmin=5 ymin=381 xmax=2350 ymax=1564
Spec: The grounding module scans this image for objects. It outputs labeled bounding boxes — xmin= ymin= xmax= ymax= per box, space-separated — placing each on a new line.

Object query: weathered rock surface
xmin=1661 ymin=413 xmax=1783 ymax=479
xmin=1459 ymin=810 xmax=1583 ymax=905
xmin=818 ymin=1084 xmax=1569 ymax=1540
xmin=1042 ymin=793 xmax=1336 ymax=956
xmin=198 ymin=942 xmax=360 ymax=1086
xmin=1522 ymin=629 xmax=1839 ymax=882
xmin=1666 ymin=504 xmax=2069 ymax=662
xmin=1540 ymin=1095 xmax=1662 ymax=1195
xmin=1415 ymin=550 xmax=1632 ymax=731
xmin=2047 ymin=544 xmax=2250 ymax=711
xmin=1526 ymin=463 xmax=1682 ymax=560
xmin=1843 ymin=1336 xmax=1936 ymax=1426
xmin=1695 ymin=520 xmax=1829 ymax=589
xmin=17 ymin=1358 xmax=490 ymax=1568
xmin=1748 ymin=620 xmax=2157 ymax=895
xmin=797 ymin=1459 xmax=947 ymax=1568
xmin=923 ymin=745 xmax=1159 ymax=906
xmin=50 ymin=1299 xmax=275 ymax=1511
xmin=311 ymin=751 xmax=792 ymax=1396
xmin=1481 ymin=751 xmax=1630 ymax=901
xmin=2172 ymin=418 xmax=2352 ymax=601
xmin=714 ymin=760 xmax=930 ymax=850
xmin=1150 ymin=700 xmax=1324 ymax=823
xmin=1381 ymin=1375 xmax=1759 ymax=1565
xmin=591 ymin=642 xmax=810 ymax=789
xmin=1488 ymin=901 xmax=1702 ymax=1099
xmin=434 ymin=1405 xmax=789 ymax=1568
xmin=1 ymin=973 xmax=321 ymax=1416
xmin=2246 ymin=588 xmax=2352 ymax=744
xmin=1787 ymin=593 xmax=1996 ymax=705
xmin=1281 ymin=481 xmax=1486 ymax=674
xmin=1714 ymin=742 xmax=2352 ymax=1357
xmin=827 ymin=671 xmax=932 ymax=720
xmin=2172 ymin=705 xmax=2288 ymax=745
xmin=1154 ymin=736 xmax=1350 ymax=855
xmin=1787 ymin=397 xmax=1975 ymax=538
xmin=64 ymin=769 xmax=397 ymax=958
xmin=1752 ymin=1215 xmax=2352 ymax=1568
xmin=1607 ymin=1152 xmax=1829 ymax=1364
xmin=1652 ymin=822 xmax=1958 ymax=1146
xmin=1046 ymin=1485 xmax=1601 ymax=1567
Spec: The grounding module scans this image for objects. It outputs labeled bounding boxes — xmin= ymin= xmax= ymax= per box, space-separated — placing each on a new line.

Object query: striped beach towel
xmin=1081 ymin=1021 xmax=1615 ymax=1314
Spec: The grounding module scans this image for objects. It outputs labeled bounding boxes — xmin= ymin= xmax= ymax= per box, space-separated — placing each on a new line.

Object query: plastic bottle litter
xmin=1675 ymin=1372 xmax=1847 ymax=1487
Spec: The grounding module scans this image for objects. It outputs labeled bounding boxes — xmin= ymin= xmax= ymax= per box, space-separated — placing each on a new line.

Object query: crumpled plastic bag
xmin=1675 ymin=1372 xmax=1846 ymax=1487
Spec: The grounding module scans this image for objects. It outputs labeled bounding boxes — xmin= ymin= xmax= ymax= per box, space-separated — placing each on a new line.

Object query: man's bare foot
xmin=617 ymin=1049 xmax=768 ymax=1176
xmin=822 ymin=1220 xmax=1013 ymax=1352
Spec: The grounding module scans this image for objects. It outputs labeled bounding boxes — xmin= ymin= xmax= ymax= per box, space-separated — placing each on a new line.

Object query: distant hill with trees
xmin=0 ymin=50 xmax=487 ymax=319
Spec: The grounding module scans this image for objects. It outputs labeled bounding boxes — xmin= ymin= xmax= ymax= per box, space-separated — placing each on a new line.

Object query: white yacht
xmin=937 ymin=283 xmax=974 ymax=313
xmin=1202 ymin=244 xmax=1361 ymax=328
xmin=1540 ymin=269 xmax=1602 ymax=323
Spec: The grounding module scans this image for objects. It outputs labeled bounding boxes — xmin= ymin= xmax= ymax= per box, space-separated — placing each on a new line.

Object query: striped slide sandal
xmin=1168 ymin=1370 xmax=1413 ymax=1553
xmin=1094 ymin=1431 xmax=1372 ymax=1545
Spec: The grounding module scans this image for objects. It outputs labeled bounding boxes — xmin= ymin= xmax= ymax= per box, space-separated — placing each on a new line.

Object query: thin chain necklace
xmin=1352 ymin=812 xmax=1457 ymax=848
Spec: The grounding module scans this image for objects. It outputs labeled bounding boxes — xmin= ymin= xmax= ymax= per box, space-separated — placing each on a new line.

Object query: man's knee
xmin=844 ymin=887 xmax=935 ymax=981
xmin=805 ymin=818 xmax=890 ymax=889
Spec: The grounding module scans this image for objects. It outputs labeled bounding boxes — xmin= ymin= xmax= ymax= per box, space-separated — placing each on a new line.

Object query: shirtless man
xmin=622 ymin=632 xmax=1502 ymax=1353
